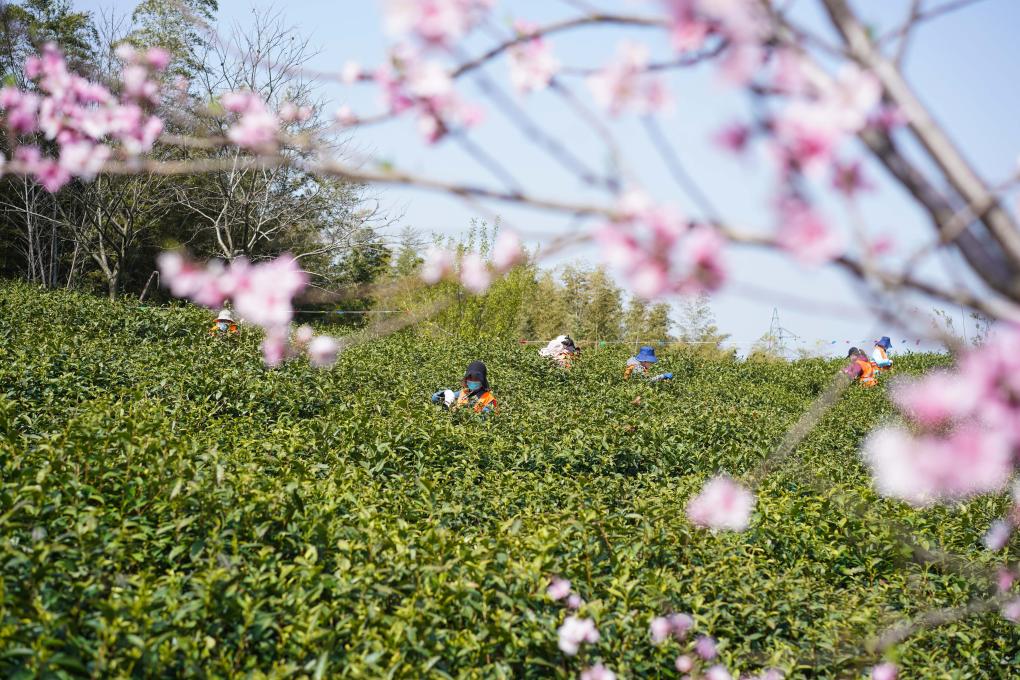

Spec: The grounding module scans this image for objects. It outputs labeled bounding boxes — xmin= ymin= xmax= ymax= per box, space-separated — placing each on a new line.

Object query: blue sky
xmin=80 ymin=0 xmax=1020 ymax=353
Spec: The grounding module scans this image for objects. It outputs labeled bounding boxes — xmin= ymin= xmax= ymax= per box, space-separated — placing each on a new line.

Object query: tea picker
xmin=844 ymin=347 xmax=877 ymax=387
xmin=539 ymin=335 xmax=580 ymax=369
xmin=209 ymin=308 xmax=238 ymax=336
xmin=871 ymin=336 xmax=893 ymax=371
xmin=623 ymin=346 xmax=673 ymax=382
xmin=430 ymin=360 xmax=498 ymax=416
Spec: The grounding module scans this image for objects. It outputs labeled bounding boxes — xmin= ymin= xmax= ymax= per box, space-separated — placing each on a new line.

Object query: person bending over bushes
xmin=431 ymin=360 xmax=498 ymax=416
xmin=624 ymin=346 xmax=673 ymax=382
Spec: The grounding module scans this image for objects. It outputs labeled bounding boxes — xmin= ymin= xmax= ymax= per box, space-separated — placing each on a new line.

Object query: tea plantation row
xmin=0 ymin=281 xmax=1015 ymax=678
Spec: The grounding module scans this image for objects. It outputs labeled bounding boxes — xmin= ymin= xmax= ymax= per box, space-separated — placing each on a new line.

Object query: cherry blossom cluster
xmin=507 ymin=21 xmax=560 ymax=94
xmin=547 ymin=577 xmax=609 ymax=678
xmin=383 ymin=0 xmax=494 ymax=48
xmin=157 ymin=251 xmax=339 ymax=368
xmin=420 ymin=230 xmax=523 ymax=293
xmin=0 ymin=43 xmax=167 ymax=191
xmin=587 ymin=42 xmax=670 ymax=116
xmin=649 ymin=611 xmax=782 ymax=680
xmin=685 ymin=475 xmax=756 ymax=532
xmin=373 ymin=0 xmax=493 ymax=143
xmin=863 ymin=323 xmax=1020 ymax=507
xmin=596 ymin=191 xmax=725 ymax=300
xmin=372 ymin=45 xmax=485 ymax=144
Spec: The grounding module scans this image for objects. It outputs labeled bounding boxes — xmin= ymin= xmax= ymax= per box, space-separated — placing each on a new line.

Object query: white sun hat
xmin=215 ymin=309 xmax=234 ymax=323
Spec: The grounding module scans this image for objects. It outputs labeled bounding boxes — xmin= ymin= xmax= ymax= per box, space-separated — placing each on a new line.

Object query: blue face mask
xmin=217 ymin=321 xmax=229 ymax=331
xmin=466 ymin=380 xmax=482 ymax=392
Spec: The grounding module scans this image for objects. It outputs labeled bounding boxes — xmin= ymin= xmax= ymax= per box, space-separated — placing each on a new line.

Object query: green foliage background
xmin=0 ymin=282 xmax=1016 ymax=678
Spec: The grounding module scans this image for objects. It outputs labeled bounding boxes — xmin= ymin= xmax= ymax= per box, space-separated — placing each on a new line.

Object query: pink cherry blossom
xmin=714 ymin=122 xmax=751 ymax=155
xmin=675 ymin=655 xmax=694 ymax=673
xmin=145 ymin=48 xmax=171 ymax=71
xmin=580 ymin=664 xmax=616 ymax=680
xmin=261 ymin=328 xmax=290 ymax=368
xmin=421 ymin=246 xmax=456 ymax=283
xmin=557 ymin=615 xmax=599 ymax=655
xmin=996 ymin=568 xmax=1016 ymax=593
xmin=650 ymin=616 xmax=672 ymax=644
xmin=308 ymin=335 xmax=340 ymax=368
xmin=332 ymin=106 xmax=356 ymax=128
xmin=695 ymin=635 xmax=718 ymax=660
xmin=871 ymin=662 xmax=898 ymax=680
xmin=864 ymin=425 xmax=1014 ymax=506
xmin=687 ymin=476 xmax=754 ymax=531
xmin=383 ymin=0 xmax=493 ymax=46
xmin=832 ymin=160 xmax=871 ymax=197
xmin=58 ymin=141 xmax=110 ymax=180
xmin=294 ymin=324 xmax=314 ymax=346
xmin=547 ymin=577 xmax=571 ymax=601
xmin=1002 ymin=599 xmax=1020 ymax=623
xmin=341 ymin=60 xmax=362 ymax=84
xmin=775 ymin=199 xmax=844 ymax=266
xmin=279 ymin=102 xmax=313 ymax=124
xmin=668 ymin=612 xmax=694 ymax=639
xmin=663 ymin=0 xmax=711 ymax=52
xmin=0 ymin=87 xmax=40 ymax=134
xmin=508 ymin=23 xmax=559 ymax=94
xmin=492 ymin=230 xmax=524 ymax=271
xmin=704 ymin=665 xmax=732 ymax=680
xmin=223 ymin=93 xmax=280 ymax=151
xmin=587 ymin=42 xmax=670 ymax=116
xmin=459 ymin=252 xmax=491 ymax=293
xmin=983 ymin=520 xmax=1013 ymax=551
xmin=566 ymin=593 xmax=584 ymax=609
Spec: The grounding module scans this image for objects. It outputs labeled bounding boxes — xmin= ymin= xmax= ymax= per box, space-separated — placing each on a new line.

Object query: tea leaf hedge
xmin=1 ymin=282 xmax=1016 ymax=678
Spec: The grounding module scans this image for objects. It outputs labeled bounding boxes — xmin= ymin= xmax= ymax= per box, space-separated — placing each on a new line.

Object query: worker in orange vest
xmin=209 ymin=309 xmax=238 ymax=336
xmin=845 ymin=347 xmax=877 ymax=387
xmin=431 ymin=360 xmax=498 ymax=415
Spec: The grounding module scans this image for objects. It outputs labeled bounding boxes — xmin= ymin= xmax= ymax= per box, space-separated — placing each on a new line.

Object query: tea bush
xmin=0 ymin=281 xmax=1015 ymax=678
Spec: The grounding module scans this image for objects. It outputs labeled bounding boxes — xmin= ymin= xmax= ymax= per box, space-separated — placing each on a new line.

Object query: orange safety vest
xmin=455 ymin=388 xmax=498 ymax=415
xmin=856 ymin=358 xmax=877 ymax=387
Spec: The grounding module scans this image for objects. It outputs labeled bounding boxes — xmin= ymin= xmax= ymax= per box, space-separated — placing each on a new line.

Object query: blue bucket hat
xmin=636 ymin=346 xmax=658 ymax=363
xmin=877 ymin=336 xmax=892 ymax=349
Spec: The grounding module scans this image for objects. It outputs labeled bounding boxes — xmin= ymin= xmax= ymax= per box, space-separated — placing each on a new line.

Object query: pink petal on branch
xmin=308 ymin=335 xmax=340 ymax=368
xmin=492 ymin=230 xmax=524 ymax=271
xmin=261 ymin=327 xmax=290 ymax=368
xmin=508 ymin=23 xmax=559 ymax=94
xmin=832 ymin=160 xmax=872 ymax=198
xmin=557 ymin=615 xmax=599 ymax=656
xmin=893 ymin=370 xmax=982 ymax=428
xmin=145 ymin=48 xmax=171 ymax=71
xmin=984 ymin=520 xmax=1013 ymax=551
xmin=695 ymin=635 xmax=718 ymax=660
xmin=547 ymin=577 xmax=571 ymax=601
xmin=871 ymin=662 xmax=898 ymax=680
xmin=58 ymin=141 xmax=110 ymax=181
xmin=675 ymin=655 xmax=694 ymax=673
xmin=1002 ymin=598 xmax=1020 ymax=623
xmin=580 ymin=664 xmax=616 ymax=680
xmin=775 ymin=199 xmax=844 ymax=266
xmin=566 ymin=593 xmax=584 ymax=609
xmin=668 ymin=612 xmax=694 ymax=639
xmin=341 ymin=60 xmax=362 ymax=84
xmin=704 ymin=666 xmax=732 ymax=680
xmin=713 ymin=122 xmax=751 ymax=155
xmin=686 ymin=476 xmax=754 ymax=531
xmin=650 ymin=616 xmax=672 ymax=644
xmin=997 ymin=568 xmax=1016 ymax=593
xmin=460 ymin=252 xmax=491 ymax=293
xmin=421 ymin=246 xmax=455 ymax=283
xmin=864 ymin=425 xmax=1013 ymax=506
